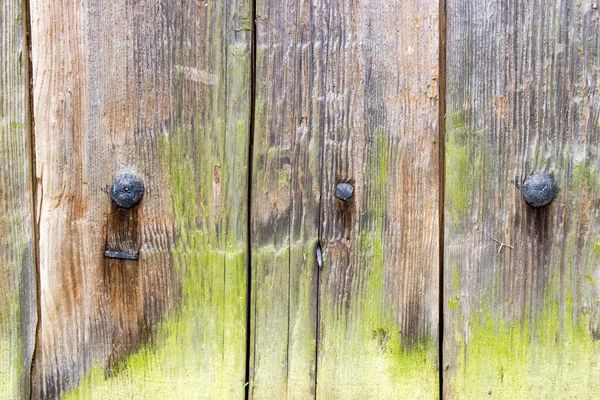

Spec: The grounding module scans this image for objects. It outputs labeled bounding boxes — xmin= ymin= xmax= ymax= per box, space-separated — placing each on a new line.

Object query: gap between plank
xmin=20 ymin=0 xmax=40 ymax=398
xmin=244 ymin=0 xmax=257 ymax=397
xmin=438 ymin=0 xmax=447 ymax=398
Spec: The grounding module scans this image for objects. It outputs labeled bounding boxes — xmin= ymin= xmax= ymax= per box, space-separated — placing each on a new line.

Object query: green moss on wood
xmin=0 ymin=1 xmax=32 ymax=397
xmin=62 ymin=246 xmax=246 ymax=399
xmin=318 ymin=126 xmax=437 ymax=398
xmin=317 ymin=232 xmax=438 ymax=399
xmin=63 ymin=41 xmax=250 ymax=395
xmin=446 ymin=111 xmax=471 ymax=226
xmin=451 ymin=304 xmax=600 ymax=399
xmin=574 ymin=162 xmax=600 ymax=193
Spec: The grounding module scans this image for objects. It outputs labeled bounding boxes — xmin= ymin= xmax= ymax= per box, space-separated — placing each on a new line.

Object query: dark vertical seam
xmin=244 ymin=0 xmax=257 ymax=396
xmin=438 ymin=0 xmax=447 ymax=398
xmin=21 ymin=0 xmax=40 ymax=398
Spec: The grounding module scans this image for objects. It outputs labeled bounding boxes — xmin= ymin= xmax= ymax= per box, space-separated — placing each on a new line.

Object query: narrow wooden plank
xmin=250 ymin=0 xmax=441 ymax=398
xmin=29 ymin=0 xmax=251 ymax=397
xmin=444 ymin=1 xmax=600 ymax=398
xmin=249 ymin=0 xmax=323 ymax=397
xmin=0 ymin=0 xmax=37 ymax=398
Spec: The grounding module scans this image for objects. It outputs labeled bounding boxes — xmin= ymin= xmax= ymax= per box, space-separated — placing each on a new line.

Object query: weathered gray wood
xmin=0 ymin=0 xmax=37 ymax=398
xmin=29 ymin=0 xmax=251 ymax=397
xmin=251 ymin=0 xmax=441 ymax=398
xmin=249 ymin=0 xmax=322 ymax=397
xmin=316 ymin=1 xmax=441 ymax=398
xmin=444 ymin=1 xmax=600 ymax=397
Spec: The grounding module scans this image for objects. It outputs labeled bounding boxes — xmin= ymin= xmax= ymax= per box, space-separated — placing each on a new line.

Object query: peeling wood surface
xmin=250 ymin=0 xmax=441 ymax=398
xmin=0 ymin=0 xmax=37 ymax=398
xmin=29 ymin=0 xmax=251 ymax=398
xmin=444 ymin=1 xmax=600 ymax=398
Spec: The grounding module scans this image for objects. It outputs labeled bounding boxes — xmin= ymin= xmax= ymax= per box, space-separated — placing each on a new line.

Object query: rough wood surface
xmin=0 ymin=0 xmax=37 ymax=398
xmin=444 ymin=1 xmax=600 ymax=398
xmin=315 ymin=1 xmax=440 ymax=398
xmin=250 ymin=0 xmax=441 ymax=398
xmin=29 ymin=0 xmax=251 ymax=398
xmin=249 ymin=0 xmax=322 ymax=397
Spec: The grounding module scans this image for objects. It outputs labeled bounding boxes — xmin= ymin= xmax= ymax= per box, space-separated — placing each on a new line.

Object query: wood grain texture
xmin=316 ymin=1 xmax=440 ymax=398
xmin=249 ymin=0 xmax=322 ymax=396
xmin=29 ymin=0 xmax=251 ymax=398
xmin=0 ymin=0 xmax=37 ymax=398
xmin=250 ymin=0 xmax=441 ymax=398
xmin=444 ymin=1 xmax=600 ymax=398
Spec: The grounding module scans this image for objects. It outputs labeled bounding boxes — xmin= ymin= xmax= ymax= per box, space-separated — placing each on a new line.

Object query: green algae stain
xmin=574 ymin=162 xmax=600 ymax=193
xmin=591 ymin=243 xmax=600 ymax=258
xmin=62 ymin=124 xmax=248 ymax=399
xmin=452 ymin=304 xmax=600 ymax=399
xmin=446 ymin=111 xmax=471 ymax=227
xmin=0 ymin=279 xmax=24 ymax=398
xmin=318 ymin=232 xmax=438 ymax=399
xmin=0 ymin=338 xmax=20 ymax=397
xmin=63 ymin=45 xmax=251 ymax=396
xmin=317 ymin=128 xmax=437 ymax=398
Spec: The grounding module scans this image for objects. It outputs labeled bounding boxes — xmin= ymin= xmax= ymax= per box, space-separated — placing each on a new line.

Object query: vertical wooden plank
xmin=0 ymin=0 xmax=37 ymax=398
xmin=250 ymin=0 xmax=441 ymax=398
xmin=250 ymin=0 xmax=322 ymax=397
xmin=444 ymin=1 xmax=600 ymax=398
xmin=29 ymin=0 xmax=251 ymax=398
xmin=316 ymin=1 xmax=440 ymax=398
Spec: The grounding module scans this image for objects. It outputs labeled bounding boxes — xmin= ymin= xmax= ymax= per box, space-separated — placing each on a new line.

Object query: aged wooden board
xmin=315 ymin=1 xmax=441 ymax=398
xmin=29 ymin=0 xmax=251 ymax=398
xmin=249 ymin=0 xmax=324 ymax=396
xmin=0 ymin=0 xmax=37 ymax=398
xmin=250 ymin=0 xmax=441 ymax=398
xmin=249 ymin=0 xmax=321 ymax=396
xmin=444 ymin=0 xmax=600 ymax=398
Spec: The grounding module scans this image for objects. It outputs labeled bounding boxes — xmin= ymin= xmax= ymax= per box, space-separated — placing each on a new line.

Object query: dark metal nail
xmin=335 ymin=183 xmax=354 ymax=202
xmin=522 ymin=172 xmax=558 ymax=207
xmin=104 ymin=250 xmax=139 ymax=260
xmin=111 ymin=174 xmax=144 ymax=208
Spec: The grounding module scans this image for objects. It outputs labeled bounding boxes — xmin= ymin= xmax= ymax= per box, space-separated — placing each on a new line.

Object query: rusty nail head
xmin=522 ymin=172 xmax=558 ymax=207
xmin=111 ymin=174 xmax=144 ymax=208
xmin=335 ymin=183 xmax=354 ymax=202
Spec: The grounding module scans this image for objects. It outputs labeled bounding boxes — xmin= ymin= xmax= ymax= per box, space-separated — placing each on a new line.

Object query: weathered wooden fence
xmin=1 ymin=0 xmax=599 ymax=399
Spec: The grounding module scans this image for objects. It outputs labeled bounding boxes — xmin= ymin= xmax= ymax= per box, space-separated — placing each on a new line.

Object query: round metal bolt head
xmin=111 ymin=174 xmax=144 ymax=208
xmin=522 ymin=172 xmax=558 ymax=207
xmin=335 ymin=183 xmax=354 ymax=202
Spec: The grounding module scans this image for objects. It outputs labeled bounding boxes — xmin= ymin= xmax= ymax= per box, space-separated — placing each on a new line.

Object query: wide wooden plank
xmin=29 ymin=0 xmax=251 ymax=398
xmin=0 ymin=0 xmax=37 ymax=398
xmin=315 ymin=1 xmax=441 ymax=398
xmin=444 ymin=1 xmax=600 ymax=398
xmin=250 ymin=0 xmax=441 ymax=398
